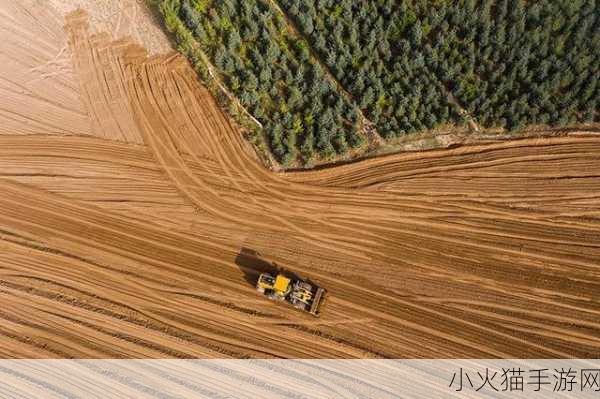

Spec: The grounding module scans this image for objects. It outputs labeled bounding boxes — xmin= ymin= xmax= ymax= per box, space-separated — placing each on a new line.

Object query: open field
xmin=0 ymin=2 xmax=599 ymax=358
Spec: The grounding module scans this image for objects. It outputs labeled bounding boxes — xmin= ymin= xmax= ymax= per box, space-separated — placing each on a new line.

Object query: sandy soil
xmin=0 ymin=4 xmax=598 ymax=358
xmin=49 ymin=0 xmax=171 ymax=55
xmin=0 ymin=1 xmax=90 ymax=137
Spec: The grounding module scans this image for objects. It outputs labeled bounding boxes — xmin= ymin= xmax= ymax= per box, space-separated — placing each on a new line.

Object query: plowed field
xmin=0 ymin=3 xmax=599 ymax=358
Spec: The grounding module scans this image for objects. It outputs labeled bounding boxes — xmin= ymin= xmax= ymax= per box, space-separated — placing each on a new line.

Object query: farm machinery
xmin=256 ymin=271 xmax=327 ymax=317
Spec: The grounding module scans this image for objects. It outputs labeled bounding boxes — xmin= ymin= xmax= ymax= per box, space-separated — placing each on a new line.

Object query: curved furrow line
xmin=130 ymin=60 xmax=378 ymax=261
xmin=0 ymin=183 xmax=413 ymax=356
xmin=0 ymin=180 xmax=532 ymax=357
xmin=8 ymin=164 xmax=600 ymax=358
xmin=0 ymin=206 xmax=370 ymax=360
xmin=284 ymin=136 xmax=600 ymax=188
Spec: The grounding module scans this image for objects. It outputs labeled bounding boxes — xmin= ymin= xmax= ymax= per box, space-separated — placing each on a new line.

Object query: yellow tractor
xmin=256 ymin=272 xmax=326 ymax=316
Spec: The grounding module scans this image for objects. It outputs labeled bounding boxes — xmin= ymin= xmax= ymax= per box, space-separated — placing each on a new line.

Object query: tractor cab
xmin=256 ymin=273 xmax=291 ymax=297
xmin=256 ymin=273 xmax=275 ymax=291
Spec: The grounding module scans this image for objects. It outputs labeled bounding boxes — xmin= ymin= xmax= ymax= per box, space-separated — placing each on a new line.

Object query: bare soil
xmin=0 ymin=3 xmax=598 ymax=358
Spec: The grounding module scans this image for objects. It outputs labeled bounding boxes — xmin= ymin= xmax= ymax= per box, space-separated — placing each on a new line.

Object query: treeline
xmin=280 ymin=0 xmax=598 ymax=132
xmin=161 ymin=0 xmax=366 ymax=165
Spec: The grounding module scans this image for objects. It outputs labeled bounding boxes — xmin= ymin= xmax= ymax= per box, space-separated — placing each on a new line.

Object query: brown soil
xmin=0 ymin=4 xmax=598 ymax=358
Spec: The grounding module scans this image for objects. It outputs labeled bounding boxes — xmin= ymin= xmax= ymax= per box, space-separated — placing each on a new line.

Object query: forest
xmin=154 ymin=0 xmax=599 ymax=166
xmin=281 ymin=0 xmax=598 ymax=133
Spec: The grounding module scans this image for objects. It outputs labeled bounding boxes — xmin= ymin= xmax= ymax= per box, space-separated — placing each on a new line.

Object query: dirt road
xmin=0 ymin=5 xmax=599 ymax=358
